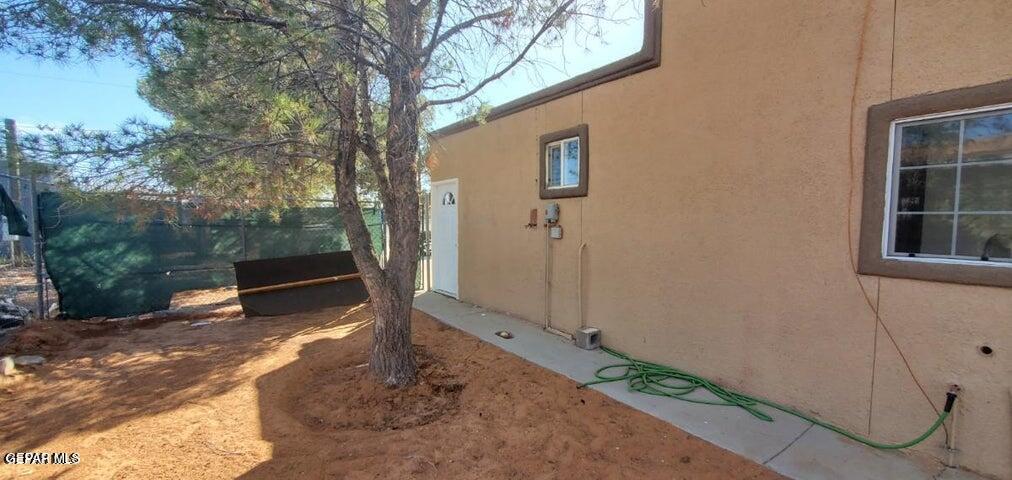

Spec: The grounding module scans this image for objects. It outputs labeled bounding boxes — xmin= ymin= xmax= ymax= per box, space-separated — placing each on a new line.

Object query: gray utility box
xmin=574 ymin=327 xmax=601 ymax=350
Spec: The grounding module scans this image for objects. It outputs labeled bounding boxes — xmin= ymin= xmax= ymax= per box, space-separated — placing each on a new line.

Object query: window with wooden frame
xmin=859 ymin=79 xmax=1012 ymax=287
xmin=539 ymin=124 xmax=588 ymax=199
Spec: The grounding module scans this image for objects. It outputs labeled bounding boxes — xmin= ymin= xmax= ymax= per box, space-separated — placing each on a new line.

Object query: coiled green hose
xmin=580 ymin=347 xmax=952 ymax=450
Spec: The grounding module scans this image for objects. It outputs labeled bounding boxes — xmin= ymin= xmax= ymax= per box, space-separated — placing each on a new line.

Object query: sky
xmin=0 ymin=2 xmax=642 ymax=134
xmin=0 ymin=56 xmax=169 ymax=133
xmin=428 ymin=2 xmax=644 ymax=129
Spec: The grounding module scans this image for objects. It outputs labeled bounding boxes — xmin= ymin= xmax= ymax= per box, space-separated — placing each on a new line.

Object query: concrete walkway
xmin=413 ymin=292 xmax=984 ymax=480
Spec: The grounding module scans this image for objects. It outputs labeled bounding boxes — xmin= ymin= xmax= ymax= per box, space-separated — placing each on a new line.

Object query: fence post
xmin=379 ymin=202 xmax=388 ymax=267
xmin=30 ymin=172 xmax=43 ymax=322
xmin=4 ymin=119 xmax=24 ymax=262
xmin=240 ymin=216 xmax=248 ymax=261
xmin=425 ymin=192 xmax=432 ymax=290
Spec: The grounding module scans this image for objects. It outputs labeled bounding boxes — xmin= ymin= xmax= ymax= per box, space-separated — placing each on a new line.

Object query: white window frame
xmin=544 ymin=136 xmax=580 ymax=189
xmin=882 ymin=102 xmax=1012 ymax=268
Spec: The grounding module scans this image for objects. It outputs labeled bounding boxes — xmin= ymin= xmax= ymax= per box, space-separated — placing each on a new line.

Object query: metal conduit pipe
xmin=944 ymin=385 xmax=963 ymax=469
xmin=544 ymin=223 xmax=551 ymax=330
xmin=578 ymin=242 xmax=586 ymax=329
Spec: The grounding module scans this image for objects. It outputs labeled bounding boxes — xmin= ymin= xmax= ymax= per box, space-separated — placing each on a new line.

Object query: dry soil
xmin=0 ymin=301 xmax=784 ymax=479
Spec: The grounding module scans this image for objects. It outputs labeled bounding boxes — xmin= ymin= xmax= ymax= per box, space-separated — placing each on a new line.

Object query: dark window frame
xmin=539 ymin=124 xmax=589 ymax=199
xmin=859 ymin=78 xmax=1012 ymax=288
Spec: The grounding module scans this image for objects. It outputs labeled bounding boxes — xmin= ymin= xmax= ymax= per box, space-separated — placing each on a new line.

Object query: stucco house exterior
xmin=425 ymin=1 xmax=1011 ymax=478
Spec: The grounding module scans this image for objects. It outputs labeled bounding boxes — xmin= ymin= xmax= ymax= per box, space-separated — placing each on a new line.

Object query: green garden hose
xmin=579 ymin=347 xmax=957 ymax=450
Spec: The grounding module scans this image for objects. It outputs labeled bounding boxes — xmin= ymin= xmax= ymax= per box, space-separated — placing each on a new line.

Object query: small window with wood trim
xmin=539 ymin=124 xmax=588 ymax=199
xmin=545 ymin=137 xmax=580 ymax=189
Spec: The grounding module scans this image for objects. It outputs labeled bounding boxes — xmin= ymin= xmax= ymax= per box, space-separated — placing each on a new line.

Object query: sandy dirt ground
xmin=0 ymin=300 xmax=784 ymax=480
xmin=168 ymin=287 xmax=239 ymax=310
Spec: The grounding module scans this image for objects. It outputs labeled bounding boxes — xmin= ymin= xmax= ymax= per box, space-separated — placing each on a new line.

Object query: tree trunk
xmin=334 ymin=163 xmax=419 ymax=387
xmin=335 ymin=156 xmax=420 ymax=387
xmin=329 ymin=0 xmax=424 ymax=388
xmin=365 ymin=272 xmax=417 ymax=386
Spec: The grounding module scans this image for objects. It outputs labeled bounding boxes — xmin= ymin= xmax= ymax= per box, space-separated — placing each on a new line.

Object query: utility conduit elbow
xmin=944 ymin=385 xmax=960 ymax=413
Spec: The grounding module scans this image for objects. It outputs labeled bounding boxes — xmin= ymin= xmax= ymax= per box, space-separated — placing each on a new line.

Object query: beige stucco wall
xmin=427 ymin=1 xmax=1012 ymax=478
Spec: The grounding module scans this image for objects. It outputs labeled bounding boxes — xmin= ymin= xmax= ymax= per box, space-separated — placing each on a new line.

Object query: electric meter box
xmin=545 ymin=203 xmax=560 ymax=223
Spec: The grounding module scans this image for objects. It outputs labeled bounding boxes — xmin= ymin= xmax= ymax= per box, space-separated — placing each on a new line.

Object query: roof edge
xmin=428 ymin=2 xmax=663 ymax=138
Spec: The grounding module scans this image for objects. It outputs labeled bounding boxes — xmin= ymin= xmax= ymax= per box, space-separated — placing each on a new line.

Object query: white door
xmin=431 ymin=179 xmax=458 ymax=298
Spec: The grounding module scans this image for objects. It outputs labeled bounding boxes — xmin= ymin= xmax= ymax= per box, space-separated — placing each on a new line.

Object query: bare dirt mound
xmin=1 ymin=289 xmax=243 ymax=356
xmin=291 ymin=347 xmax=465 ymax=432
xmin=1 ymin=323 xmax=76 ymax=355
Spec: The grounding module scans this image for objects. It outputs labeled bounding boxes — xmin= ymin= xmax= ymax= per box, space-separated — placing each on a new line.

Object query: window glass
xmin=899 ymin=121 xmax=960 ymax=166
xmin=547 ymin=144 xmax=562 ymax=187
xmin=889 ymin=107 xmax=1012 ymax=264
xmin=958 ymin=163 xmax=1012 ymax=212
xmin=955 ymin=215 xmax=1012 ymax=259
xmin=896 ymin=167 xmax=956 ymax=212
xmin=564 ymin=139 xmax=580 ymax=187
xmin=894 ymin=214 xmax=954 ymax=255
xmin=962 ymin=112 xmax=1012 ymax=163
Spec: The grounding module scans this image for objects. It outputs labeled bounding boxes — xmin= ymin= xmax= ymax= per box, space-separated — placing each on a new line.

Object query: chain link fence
xmin=1 ymin=172 xmax=429 ymax=325
xmin=38 ymin=192 xmax=386 ymax=319
xmin=1 ymin=171 xmax=57 ymax=326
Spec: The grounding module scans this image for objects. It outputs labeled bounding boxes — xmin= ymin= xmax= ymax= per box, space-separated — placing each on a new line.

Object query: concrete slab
xmin=414 ymin=292 xmax=604 ymax=384
xmin=765 ymin=425 xmax=970 ymax=480
xmin=413 ymin=292 xmax=988 ymax=480
xmin=414 ymin=293 xmax=809 ymax=461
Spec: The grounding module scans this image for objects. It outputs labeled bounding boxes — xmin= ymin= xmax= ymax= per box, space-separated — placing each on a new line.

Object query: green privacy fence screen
xmin=38 ymin=192 xmax=384 ymax=319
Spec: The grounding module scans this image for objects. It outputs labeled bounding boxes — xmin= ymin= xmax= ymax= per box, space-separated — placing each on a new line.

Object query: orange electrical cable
xmin=844 ymin=0 xmax=946 ymax=430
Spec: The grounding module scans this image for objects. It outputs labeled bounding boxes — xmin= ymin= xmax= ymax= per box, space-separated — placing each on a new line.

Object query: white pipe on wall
xmin=946 ymin=400 xmax=960 ymax=468
xmin=578 ymin=242 xmax=586 ymax=329
xmin=544 ymin=220 xmax=551 ymax=330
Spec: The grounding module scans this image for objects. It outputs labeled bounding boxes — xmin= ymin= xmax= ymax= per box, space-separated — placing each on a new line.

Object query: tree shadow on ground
xmin=238 ymin=312 xmax=466 ymax=480
xmin=0 ymin=303 xmax=372 ymax=452
xmin=238 ymin=337 xmax=366 ymax=480
xmin=236 ymin=310 xmax=790 ymax=480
